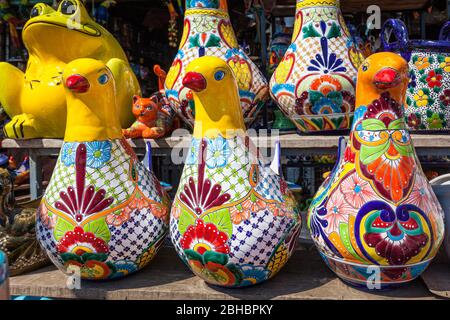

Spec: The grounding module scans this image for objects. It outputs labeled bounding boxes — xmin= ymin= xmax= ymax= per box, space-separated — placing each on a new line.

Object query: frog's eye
xmin=98 ymin=74 xmax=109 ymax=85
xmin=60 ymin=0 xmax=77 ymax=15
xmin=30 ymin=5 xmax=42 ymax=18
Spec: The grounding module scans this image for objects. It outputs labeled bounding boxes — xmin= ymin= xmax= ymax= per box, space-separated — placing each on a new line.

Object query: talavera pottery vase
xmin=0 ymin=251 xmax=9 ymax=300
xmin=164 ymin=0 xmax=269 ymax=128
xmin=170 ymin=56 xmax=301 ymax=287
xmin=308 ymin=52 xmax=445 ymax=289
xmin=0 ymin=0 xmax=140 ymax=139
xmin=269 ymin=0 xmax=364 ymax=134
xmin=430 ymin=174 xmax=450 ymax=262
xmin=36 ymin=58 xmax=170 ymax=280
xmin=382 ymin=19 xmax=450 ymax=133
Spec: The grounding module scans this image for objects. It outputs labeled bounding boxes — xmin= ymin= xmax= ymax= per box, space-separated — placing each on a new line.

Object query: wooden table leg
xmin=28 ymin=149 xmax=43 ymax=200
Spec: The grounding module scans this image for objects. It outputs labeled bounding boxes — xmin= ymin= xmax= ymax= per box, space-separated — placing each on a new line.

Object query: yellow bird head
xmin=182 ymin=56 xmax=245 ymax=138
xmin=355 ymin=52 xmax=409 ymax=107
xmin=62 ymin=58 xmax=122 ymax=142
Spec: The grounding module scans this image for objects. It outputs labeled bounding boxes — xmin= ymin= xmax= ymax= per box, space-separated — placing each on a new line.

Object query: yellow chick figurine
xmin=0 ymin=0 xmax=140 ymax=139
xmin=36 ymin=58 xmax=170 ymax=280
xmin=170 ymin=56 xmax=301 ymax=287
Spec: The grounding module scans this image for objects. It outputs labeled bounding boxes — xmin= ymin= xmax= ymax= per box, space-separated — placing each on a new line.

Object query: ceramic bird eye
xmin=97 ymin=73 xmax=109 ymax=85
xmin=60 ymin=0 xmax=77 ymax=15
xmin=362 ymin=63 xmax=369 ymax=72
xmin=214 ymin=70 xmax=225 ymax=81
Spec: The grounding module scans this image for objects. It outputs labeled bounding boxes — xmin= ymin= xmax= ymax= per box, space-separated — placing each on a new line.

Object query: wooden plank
xmin=9 ymin=245 xmax=437 ymax=300
xmin=2 ymin=134 xmax=450 ymax=150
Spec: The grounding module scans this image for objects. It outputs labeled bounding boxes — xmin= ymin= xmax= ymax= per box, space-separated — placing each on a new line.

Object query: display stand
xmin=9 ymin=245 xmax=439 ymax=300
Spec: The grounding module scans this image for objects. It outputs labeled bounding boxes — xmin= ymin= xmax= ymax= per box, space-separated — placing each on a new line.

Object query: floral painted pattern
xmin=323 ymin=189 xmax=354 ymax=234
xmin=357 ymin=201 xmax=430 ymax=266
xmin=406 ymin=52 xmax=450 ymax=131
xmin=340 ymin=172 xmax=377 ymax=208
xmin=61 ymin=142 xmax=78 ymax=166
xmin=86 ymin=141 xmax=112 ymax=169
xmin=205 ymin=136 xmax=231 ymax=169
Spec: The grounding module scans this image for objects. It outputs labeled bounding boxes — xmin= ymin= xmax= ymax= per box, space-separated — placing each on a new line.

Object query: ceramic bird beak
xmin=182 ymin=72 xmax=207 ymax=92
xmin=373 ymin=67 xmax=401 ymax=90
xmin=65 ymin=74 xmax=90 ymax=93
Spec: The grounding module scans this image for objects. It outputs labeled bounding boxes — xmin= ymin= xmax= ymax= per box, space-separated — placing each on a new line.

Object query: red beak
xmin=373 ymin=68 xmax=401 ymax=90
xmin=65 ymin=74 xmax=90 ymax=93
xmin=182 ymin=72 xmax=207 ymax=92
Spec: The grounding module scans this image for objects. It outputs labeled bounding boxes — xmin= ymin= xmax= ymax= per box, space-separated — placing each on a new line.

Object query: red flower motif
xmin=55 ymin=144 xmax=114 ymax=223
xmin=440 ymin=89 xmax=450 ymax=106
xmin=426 ymin=70 xmax=443 ymax=89
xmin=57 ymin=226 xmax=109 ymax=255
xmin=407 ymin=113 xmax=422 ymax=130
xmin=364 ymin=91 xmax=403 ymax=127
xmin=179 ymin=140 xmax=230 ymax=215
xmin=180 ymin=219 xmax=230 ymax=255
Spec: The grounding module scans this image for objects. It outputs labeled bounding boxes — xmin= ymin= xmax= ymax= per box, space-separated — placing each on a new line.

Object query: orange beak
xmin=182 ymin=72 xmax=207 ymax=92
xmin=66 ymin=75 xmax=90 ymax=93
xmin=373 ymin=68 xmax=401 ymax=90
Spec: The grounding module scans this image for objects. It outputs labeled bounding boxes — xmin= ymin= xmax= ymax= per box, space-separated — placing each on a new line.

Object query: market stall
xmin=0 ymin=0 xmax=449 ymax=300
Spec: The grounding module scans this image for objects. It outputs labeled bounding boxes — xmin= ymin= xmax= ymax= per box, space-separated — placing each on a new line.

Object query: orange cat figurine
xmin=122 ymin=94 xmax=172 ymax=139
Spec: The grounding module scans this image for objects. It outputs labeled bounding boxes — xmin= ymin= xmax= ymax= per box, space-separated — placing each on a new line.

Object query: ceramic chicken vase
xmin=382 ymin=19 xmax=450 ymax=132
xmin=270 ymin=0 xmax=364 ymax=134
xmin=0 ymin=0 xmax=140 ymax=139
xmin=170 ymin=56 xmax=301 ymax=287
xmin=36 ymin=58 xmax=170 ymax=280
xmin=164 ymin=0 xmax=269 ymax=128
xmin=308 ymin=52 xmax=445 ymax=289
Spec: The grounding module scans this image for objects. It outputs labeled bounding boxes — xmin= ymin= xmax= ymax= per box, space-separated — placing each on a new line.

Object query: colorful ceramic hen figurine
xmin=36 ymin=58 xmax=170 ymax=280
xmin=170 ymin=56 xmax=301 ymax=287
xmin=164 ymin=0 xmax=268 ymax=128
xmin=0 ymin=0 xmax=140 ymax=139
xmin=308 ymin=52 xmax=445 ymax=289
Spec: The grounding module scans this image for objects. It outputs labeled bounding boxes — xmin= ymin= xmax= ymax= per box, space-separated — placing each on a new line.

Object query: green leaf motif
xmin=202 ymin=208 xmax=233 ymax=237
xmin=178 ymin=207 xmax=196 ymax=235
xmin=326 ymin=22 xmax=341 ymax=39
xmin=84 ymin=218 xmax=111 ymax=243
xmin=205 ymin=34 xmax=221 ymax=48
xmin=54 ymin=217 xmax=74 ymax=241
xmin=189 ymin=34 xmax=200 ymax=48
xmin=361 ymin=119 xmax=386 ymax=131
xmin=302 ymin=24 xmax=321 ymax=38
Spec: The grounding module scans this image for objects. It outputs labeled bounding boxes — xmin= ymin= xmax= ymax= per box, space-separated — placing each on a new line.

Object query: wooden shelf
xmin=271 ymin=0 xmax=430 ymax=16
xmin=9 ymin=245 xmax=438 ymax=300
xmin=2 ymin=134 xmax=450 ymax=152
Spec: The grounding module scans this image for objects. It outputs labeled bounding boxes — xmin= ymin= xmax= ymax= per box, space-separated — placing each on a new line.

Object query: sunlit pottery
xmin=270 ymin=0 xmax=364 ymax=134
xmin=308 ymin=52 xmax=445 ymax=289
xmin=164 ymin=0 xmax=268 ymax=128
xmin=0 ymin=251 xmax=9 ymax=300
xmin=382 ymin=19 xmax=450 ymax=132
xmin=170 ymin=56 xmax=301 ymax=287
xmin=36 ymin=59 xmax=170 ymax=280
xmin=0 ymin=0 xmax=140 ymax=139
